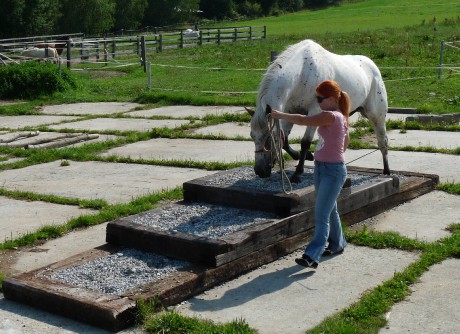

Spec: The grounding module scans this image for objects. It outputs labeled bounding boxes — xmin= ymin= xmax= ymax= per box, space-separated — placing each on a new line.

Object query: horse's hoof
xmin=290 ymin=174 xmax=301 ymax=183
xmin=306 ymin=151 xmax=314 ymax=161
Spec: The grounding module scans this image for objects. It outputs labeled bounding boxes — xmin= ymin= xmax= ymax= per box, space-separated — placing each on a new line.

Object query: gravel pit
xmin=206 ymin=166 xmax=381 ymax=191
xmin=133 ymin=202 xmax=279 ymax=239
xmin=46 ymin=248 xmax=189 ymax=296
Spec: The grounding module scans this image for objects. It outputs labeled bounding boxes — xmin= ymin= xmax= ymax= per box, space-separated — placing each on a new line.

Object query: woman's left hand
xmin=270 ymin=110 xmax=283 ymax=120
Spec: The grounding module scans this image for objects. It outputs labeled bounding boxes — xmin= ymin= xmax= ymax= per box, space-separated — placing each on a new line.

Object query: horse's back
xmin=21 ymin=47 xmax=58 ymax=59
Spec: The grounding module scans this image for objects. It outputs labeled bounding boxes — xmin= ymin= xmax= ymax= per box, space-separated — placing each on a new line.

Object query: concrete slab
xmin=0 ymin=196 xmax=96 ymax=242
xmin=350 ymin=112 xmax=418 ymax=123
xmin=48 ymin=118 xmax=192 ymax=132
xmin=0 ymin=161 xmax=215 ymax=204
xmin=102 ymin=138 xmax=255 ymax=163
xmin=126 ymin=105 xmax=246 ymax=118
xmin=0 ymin=131 xmax=118 ymax=148
xmin=176 ymin=245 xmax=419 ymax=334
xmin=354 ymin=191 xmax=459 ymax=242
xmin=191 ymin=122 xmax=309 ymax=140
xmin=11 ymin=223 xmax=108 ymax=275
xmin=344 ymin=149 xmax=460 ymax=183
xmin=0 ymin=104 xmax=457 ymax=334
xmin=380 ymin=258 xmax=460 ymax=334
xmin=0 ymin=116 xmax=81 ymax=130
xmin=0 ymin=156 xmax=24 ymax=165
xmin=372 ymin=129 xmax=460 ymax=150
xmin=39 ymin=102 xmax=143 ymax=115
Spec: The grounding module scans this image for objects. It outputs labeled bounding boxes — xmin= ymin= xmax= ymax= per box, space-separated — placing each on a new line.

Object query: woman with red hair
xmin=270 ymin=80 xmax=350 ymax=269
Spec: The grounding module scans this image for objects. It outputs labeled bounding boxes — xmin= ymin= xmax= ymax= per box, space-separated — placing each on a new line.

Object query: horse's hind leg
xmin=367 ymin=114 xmax=390 ymax=175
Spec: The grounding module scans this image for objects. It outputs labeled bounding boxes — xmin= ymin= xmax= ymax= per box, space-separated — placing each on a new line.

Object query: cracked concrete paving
xmin=0 ymin=104 xmax=458 ymax=333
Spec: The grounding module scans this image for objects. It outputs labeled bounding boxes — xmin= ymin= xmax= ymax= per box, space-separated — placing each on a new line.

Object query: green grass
xmin=231 ymin=0 xmax=460 ymax=36
xmin=307 ymin=225 xmax=460 ymax=334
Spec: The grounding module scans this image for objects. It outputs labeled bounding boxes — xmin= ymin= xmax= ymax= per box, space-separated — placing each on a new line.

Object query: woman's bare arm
xmin=270 ymin=109 xmax=334 ymax=126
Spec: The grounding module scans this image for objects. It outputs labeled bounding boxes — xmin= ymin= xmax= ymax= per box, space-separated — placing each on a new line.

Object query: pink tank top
xmin=314 ymin=111 xmax=348 ymax=163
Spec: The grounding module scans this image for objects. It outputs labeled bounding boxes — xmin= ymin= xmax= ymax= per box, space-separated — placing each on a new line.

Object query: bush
xmin=0 ymin=62 xmax=76 ymax=99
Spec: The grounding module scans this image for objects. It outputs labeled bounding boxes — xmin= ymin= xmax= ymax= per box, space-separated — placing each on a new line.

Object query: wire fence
xmin=0 ymin=26 xmax=266 ymax=68
xmin=1 ymin=36 xmax=458 ymax=96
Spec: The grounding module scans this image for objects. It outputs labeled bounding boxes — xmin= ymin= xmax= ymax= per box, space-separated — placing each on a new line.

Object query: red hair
xmin=316 ymin=80 xmax=350 ymax=125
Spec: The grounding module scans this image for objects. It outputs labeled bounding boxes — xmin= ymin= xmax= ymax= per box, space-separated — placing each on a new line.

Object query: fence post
xmin=104 ymin=39 xmax=108 ymax=65
xmin=141 ymin=36 xmax=147 ymax=72
xmin=218 ymin=29 xmax=221 ymax=45
xmin=263 ymin=26 xmax=267 ymax=39
xmin=234 ymin=28 xmax=237 ymax=42
xmin=66 ymin=39 xmax=71 ymax=68
xmin=249 ymin=26 xmax=252 ymax=40
xmin=438 ymin=40 xmax=445 ymax=79
xmin=147 ymin=61 xmax=152 ymax=91
xmin=96 ymin=41 xmax=100 ymax=61
xmin=180 ymin=31 xmax=184 ymax=48
xmin=159 ymin=34 xmax=163 ymax=52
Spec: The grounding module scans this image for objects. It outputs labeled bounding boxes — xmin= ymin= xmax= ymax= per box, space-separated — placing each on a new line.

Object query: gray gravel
xmin=133 ymin=202 xmax=279 ymax=239
xmin=46 ymin=249 xmax=188 ymax=296
xmin=206 ymin=166 xmax=381 ymax=191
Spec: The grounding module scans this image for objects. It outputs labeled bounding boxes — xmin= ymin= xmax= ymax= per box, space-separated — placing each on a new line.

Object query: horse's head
xmin=248 ymin=105 xmax=276 ymax=178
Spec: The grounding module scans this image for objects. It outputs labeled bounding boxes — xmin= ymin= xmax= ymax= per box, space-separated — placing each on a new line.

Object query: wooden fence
xmin=0 ymin=26 xmax=266 ymax=67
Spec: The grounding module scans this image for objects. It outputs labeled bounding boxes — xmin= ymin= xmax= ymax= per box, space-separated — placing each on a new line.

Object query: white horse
xmin=20 ymin=47 xmax=59 ymax=62
xmin=184 ymin=29 xmax=200 ymax=38
xmin=249 ymin=39 xmax=390 ymax=182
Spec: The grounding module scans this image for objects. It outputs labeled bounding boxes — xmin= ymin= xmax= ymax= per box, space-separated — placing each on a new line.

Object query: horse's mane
xmin=258 ymin=39 xmax=315 ymax=103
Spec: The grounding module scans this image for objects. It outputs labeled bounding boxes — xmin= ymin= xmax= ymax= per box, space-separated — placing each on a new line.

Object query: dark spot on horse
xmin=278 ymin=64 xmax=282 ymax=69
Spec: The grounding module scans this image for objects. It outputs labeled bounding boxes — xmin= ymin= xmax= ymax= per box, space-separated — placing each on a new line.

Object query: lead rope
xmin=266 ymin=113 xmax=293 ymax=194
xmin=345 ymin=148 xmax=380 ymax=165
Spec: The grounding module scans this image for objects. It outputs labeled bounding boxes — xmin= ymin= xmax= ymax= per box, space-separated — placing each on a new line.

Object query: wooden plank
xmin=338 ymin=176 xmax=399 ymax=214
xmin=3 ymin=273 xmax=136 ymax=332
xmin=342 ymin=176 xmax=436 ymax=224
xmin=106 ymin=218 xmax=229 ymax=267
xmin=216 ymin=212 xmax=314 ymax=266
xmin=184 ymin=167 xmax=350 ymax=216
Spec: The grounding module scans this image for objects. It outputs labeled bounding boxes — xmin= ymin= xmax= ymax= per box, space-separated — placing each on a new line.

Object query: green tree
xmin=143 ymin=0 xmax=199 ymax=28
xmin=258 ymin=0 xmax=277 ymax=15
xmin=0 ymin=0 xmax=26 ymax=38
xmin=114 ymin=0 xmax=148 ymax=31
xmin=199 ymin=0 xmax=233 ymax=20
xmin=59 ymin=0 xmax=115 ymax=35
xmin=22 ymin=0 xmax=61 ymax=36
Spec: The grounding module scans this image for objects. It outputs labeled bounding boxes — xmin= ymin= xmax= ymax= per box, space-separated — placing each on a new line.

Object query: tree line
xmin=0 ymin=0 xmax=342 ymax=38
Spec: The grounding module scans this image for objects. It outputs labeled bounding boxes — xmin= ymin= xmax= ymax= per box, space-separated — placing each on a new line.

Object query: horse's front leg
xmin=291 ymin=127 xmax=316 ymax=183
xmin=283 ymin=138 xmax=300 ymax=160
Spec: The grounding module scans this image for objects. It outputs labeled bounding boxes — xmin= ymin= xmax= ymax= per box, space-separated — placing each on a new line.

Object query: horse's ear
xmin=244 ymin=107 xmax=255 ymax=117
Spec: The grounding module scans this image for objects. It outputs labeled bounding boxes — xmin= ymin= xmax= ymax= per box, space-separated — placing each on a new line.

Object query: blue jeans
xmin=304 ymin=161 xmax=347 ymax=263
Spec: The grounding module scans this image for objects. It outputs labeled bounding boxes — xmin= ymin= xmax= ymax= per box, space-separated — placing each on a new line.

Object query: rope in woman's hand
xmin=266 ymin=105 xmax=293 ymax=194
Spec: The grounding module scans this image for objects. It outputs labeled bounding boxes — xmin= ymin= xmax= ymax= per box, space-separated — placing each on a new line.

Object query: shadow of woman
xmin=188 ymin=264 xmax=315 ymax=312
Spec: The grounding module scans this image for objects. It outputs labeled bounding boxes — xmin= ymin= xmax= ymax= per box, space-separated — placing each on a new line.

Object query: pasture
xmin=0 ymin=1 xmax=459 ymax=115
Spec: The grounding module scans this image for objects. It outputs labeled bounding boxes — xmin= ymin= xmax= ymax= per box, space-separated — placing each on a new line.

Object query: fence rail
xmin=0 ymin=26 xmax=266 ymax=68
